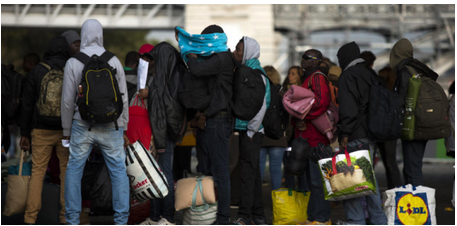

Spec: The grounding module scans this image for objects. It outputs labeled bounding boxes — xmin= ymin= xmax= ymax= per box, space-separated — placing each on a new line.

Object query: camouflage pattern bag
xmin=36 ymin=62 xmax=64 ymax=126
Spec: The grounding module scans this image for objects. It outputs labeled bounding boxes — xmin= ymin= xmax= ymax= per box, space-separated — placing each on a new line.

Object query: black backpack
xmin=1 ymin=64 xmax=25 ymax=125
xmin=74 ymin=51 xmax=123 ymax=131
xmin=262 ymin=80 xmax=289 ymax=140
xmin=178 ymin=70 xmax=212 ymax=111
xmin=231 ymin=60 xmax=266 ymax=121
xmin=360 ymin=72 xmax=405 ymax=142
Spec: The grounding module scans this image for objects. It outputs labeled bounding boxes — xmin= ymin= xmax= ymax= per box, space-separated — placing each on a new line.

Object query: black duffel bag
xmin=284 ymin=137 xmax=310 ymax=176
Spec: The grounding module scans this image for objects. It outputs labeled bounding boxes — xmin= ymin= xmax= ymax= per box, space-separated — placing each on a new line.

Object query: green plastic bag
xmin=402 ymin=74 xmax=422 ymax=141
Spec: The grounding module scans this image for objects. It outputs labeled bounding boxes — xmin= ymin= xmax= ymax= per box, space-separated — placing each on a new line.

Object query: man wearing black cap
xmin=61 ymin=30 xmax=81 ymax=56
xmin=337 ymin=41 xmax=387 ymax=225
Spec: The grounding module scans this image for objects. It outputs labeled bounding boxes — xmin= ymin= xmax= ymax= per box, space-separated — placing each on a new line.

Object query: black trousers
xmin=237 ymin=130 xmax=265 ymax=220
xmin=377 ymin=140 xmax=402 ymax=189
xmin=402 ymin=139 xmax=428 ymax=186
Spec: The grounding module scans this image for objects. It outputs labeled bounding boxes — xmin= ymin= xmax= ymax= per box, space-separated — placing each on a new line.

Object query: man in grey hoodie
xmin=61 ymin=19 xmax=130 ymax=225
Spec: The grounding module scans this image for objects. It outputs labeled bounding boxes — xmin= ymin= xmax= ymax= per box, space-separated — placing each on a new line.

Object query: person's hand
xmin=123 ymin=134 xmax=131 ymax=148
xmin=138 ymin=89 xmax=149 ymax=99
xmin=20 ymin=136 xmax=30 ymax=151
xmin=339 ymin=137 xmax=349 ymax=151
xmin=188 ymin=53 xmax=197 ymax=59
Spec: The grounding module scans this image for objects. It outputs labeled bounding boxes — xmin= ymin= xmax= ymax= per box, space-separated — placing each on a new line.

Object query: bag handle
xmin=190 ymin=176 xmax=209 ymax=211
xmin=288 ymin=188 xmax=308 ymax=197
xmin=332 ymin=147 xmax=352 ymax=174
xmin=17 ymin=150 xmax=28 ymax=176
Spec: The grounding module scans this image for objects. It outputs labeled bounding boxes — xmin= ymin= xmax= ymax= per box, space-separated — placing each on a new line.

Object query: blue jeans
xmin=402 ymin=140 xmax=428 ymax=186
xmin=150 ymin=138 xmax=176 ymax=222
xmin=259 ymin=147 xmax=285 ymax=191
xmin=205 ymin=113 xmax=233 ymax=224
xmin=307 ymin=159 xmax=331 ymax=222
xmin=343 ymin=138 xmax=387 ymax=225
xmin=65 ymin=120 xmax=129 ymax=225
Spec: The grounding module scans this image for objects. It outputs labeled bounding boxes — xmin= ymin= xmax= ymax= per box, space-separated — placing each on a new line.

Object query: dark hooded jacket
xmin=20 ymin=36 xmax=71 ymax=136
xmin=147 ymin=42 xmax=187 ymax=150
xmin=390 ymin=38 xmax=438 ymax=103
xmin=337 ymin=42 xmax=377 ymax=142
xmin=186 ymin=51 xmax=234 ymax=118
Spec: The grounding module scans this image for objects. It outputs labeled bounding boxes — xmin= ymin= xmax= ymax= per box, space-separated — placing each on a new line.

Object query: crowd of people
xmin=1 ymin=19 xmax=454 ymax=225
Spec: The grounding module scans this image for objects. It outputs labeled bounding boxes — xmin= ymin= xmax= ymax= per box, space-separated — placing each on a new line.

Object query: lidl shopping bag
xmin=125 ymin=140 xmax=168 ymax=202
xmin=383 ymin=184 xmax=436 ymax=225
xmin=272 ymin=188 xmax=310 ymax=225
xmin=318 ymin=148 xmax=377 ymax=201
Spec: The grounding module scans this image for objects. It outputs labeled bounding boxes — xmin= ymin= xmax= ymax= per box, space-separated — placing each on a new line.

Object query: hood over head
xmin=42 ymin=35 xmax=71 ymax=69
xmin=390 ymin=38 xmax=413 ymax=69
xmin=242 ymin=36 xmax=261 ymax=65
xmin=80 ymin=19 xmax=106 ymax=57
xmin=337 ymin=41 xmax=361 ymax=70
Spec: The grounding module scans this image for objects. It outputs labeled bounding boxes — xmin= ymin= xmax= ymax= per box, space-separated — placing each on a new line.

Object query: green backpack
xmin=36 ymin=62 xmax=64 ymax=126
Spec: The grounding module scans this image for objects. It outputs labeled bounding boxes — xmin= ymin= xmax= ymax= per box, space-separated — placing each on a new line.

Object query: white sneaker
xmin=139 ymin=217 xmax=158 ymax=225
xmin=157 ymin=218 xmax=175 ymax=225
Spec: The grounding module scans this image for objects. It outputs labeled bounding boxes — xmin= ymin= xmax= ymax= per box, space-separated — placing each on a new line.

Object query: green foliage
xmin=355 ymin=156 xmax=374 ymax=182
xmin=321 ymin=160 xmax=333 ymax=174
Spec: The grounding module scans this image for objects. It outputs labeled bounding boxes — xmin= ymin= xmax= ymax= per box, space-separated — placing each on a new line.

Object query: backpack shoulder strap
xmin=99 ymin=51 xmax=115 ymax=63
xmin=307 ymin=71 xmax=328 ymax=90
xmin=39 ymin=62 xmax=51 ymax=71
xmin=73 ymin=52 xmax=91 ymax=65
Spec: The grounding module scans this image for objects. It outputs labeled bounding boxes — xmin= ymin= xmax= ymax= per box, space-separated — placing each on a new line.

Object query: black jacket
xmin=125 ymin=68 xmax=138 ymax=102
xmin=147 ymin=42 xmax=187 ymax=149
xmin=186 ymin=51 xmax=235 ymax=118
xmin=337 ymin=42 xmax=376 ymax=142
xmin=19 ymin=36 xmax=71 ymax=136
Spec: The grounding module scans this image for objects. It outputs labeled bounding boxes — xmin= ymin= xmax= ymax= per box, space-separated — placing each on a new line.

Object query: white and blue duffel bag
xmin=125 ymin=140 xmax=168 ymax=202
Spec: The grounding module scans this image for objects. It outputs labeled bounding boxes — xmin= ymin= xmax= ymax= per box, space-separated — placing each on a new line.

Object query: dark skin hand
xmin=123 ymin=132 xmax=131 ymax=148
xmin=138 ymin=88 xmax=149 ymax=99
xmin=20 ymin=136 xmax=30 ymax=151
xmin=339 ymin=137 xmax=349 ymax=151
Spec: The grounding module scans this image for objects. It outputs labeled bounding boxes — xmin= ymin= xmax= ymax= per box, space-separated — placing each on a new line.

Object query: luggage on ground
xmin=90 ymin=163 xmax=114 ymax=216
xmin=182 ymin=176 xmax=217 ymax=225
xmin=175 ymin=175 xmax=216 ymax=211
xmin=383 ymin=184 xmax=436 ymax=225
xmin=272 ymin=188 xmax=310 ymax=225
xmin=125 ymin=140 xmax=169 ymax=201
xmin=3 ymin=150 xmax=30 ymax=216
